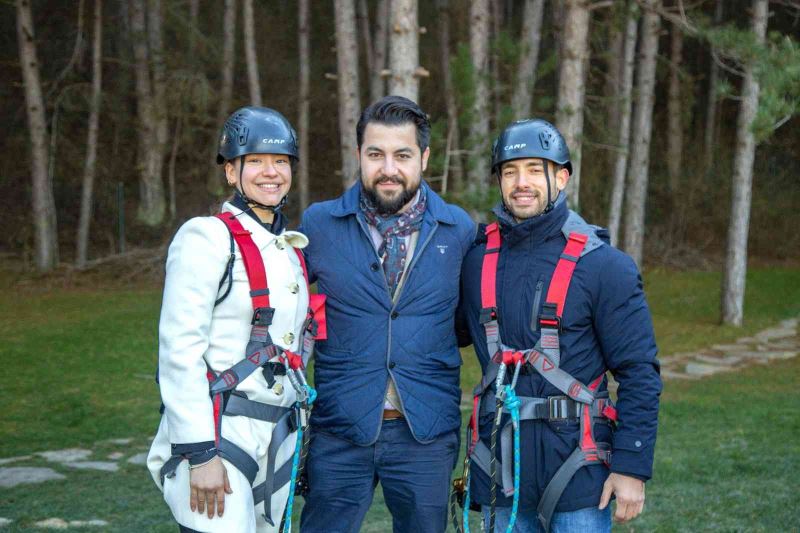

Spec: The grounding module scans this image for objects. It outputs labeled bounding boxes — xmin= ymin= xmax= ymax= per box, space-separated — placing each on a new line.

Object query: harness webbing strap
xmin=252 ymin=459 xmax=293 ymax=505
xmin=480 ymin=223 xmax=501 ymax=310
xmin=544 ymin=232 xmax=588 ymax=317
xmin=223 ymin=393 xmax=292 ymax=423
xmin=215 ymin=213 xmax=271 ymax=311
xmin=260 ymin=408 xmax=297 ymax=526
xmin=218 ymin=438 xmax=260 ymax=485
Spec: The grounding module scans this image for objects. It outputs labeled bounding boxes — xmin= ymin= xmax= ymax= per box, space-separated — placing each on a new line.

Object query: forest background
xmin=4 ymin=0 xmax=800 ymax=324
xmin=2 ymin=0 xmax=800 ymax=530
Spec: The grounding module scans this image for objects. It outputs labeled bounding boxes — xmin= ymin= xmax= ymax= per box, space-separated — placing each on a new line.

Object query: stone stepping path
xmin=460 ymin=316 xmax=799 ymax=407
xmin=659 ymin=317 xmax=798 ymax=379
xmin=0 ymin=438 xmax=151 ymax=529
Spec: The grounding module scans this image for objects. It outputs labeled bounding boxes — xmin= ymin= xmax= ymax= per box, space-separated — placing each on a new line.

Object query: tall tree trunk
xmin=16 ymin=0 xmax=58 ymax=271
xmin=388 ymin=0 xmax=419 ymax=101
xmin=76 ymin=0 xmax=103 ymax=268
xmin=130 ymin=0 xmax=166 ymax=226
xmin=703 ymin=0 xmax=724 ymax=176
xmin=511 ymin=0 xmax=544 ymax=119
xmin=148 ymin=0 xmax=168 ymax=182
xmin=242 ymin=0 xmax=262 ymax=106
xmin=607 ymin=3 xmax=638 ymax=247
xmin=297 ymin=0 xmax=311 ymax=210
xmin=358 ymin=0 xmax=373 ymax=79
xmin=555 ymin=0 xmax=590 ymax=211
xmin=666 ymin=22 xmax=683 ymax=194
xmin=437 ymin=0 xmax=464 ymax=193
xmin=370 ymin=0 xmax=389 ymax=103
xmin=468 ymin=0 xmax=491 ymax=193
xmin=207 ymin=0 xmax=236 ymax=196
xmin=721 ymin=0 xmax=768 ymax=326
xmin=605 ymin=16 xmax=624 ymax=133
xmin=490 ymin=0 xmax=503 ymax=124
xmin=623 ymin=0 xmax=661 ymax=267
xmin=334 ymin=0 xmax=361 ymax=188
xmin=188 ymin=0 xmax=199 ymax=50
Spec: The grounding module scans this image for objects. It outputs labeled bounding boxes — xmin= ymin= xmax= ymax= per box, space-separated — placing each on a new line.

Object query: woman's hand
xmin=189 ymin=456 xmax=233 ymax=518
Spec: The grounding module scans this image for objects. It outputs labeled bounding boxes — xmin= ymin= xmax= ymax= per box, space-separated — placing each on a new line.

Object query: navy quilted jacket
xmin=301 ymin=181 xmax=475 ymax=445
xmin=458 ymin=195 xmax=662 ymax=512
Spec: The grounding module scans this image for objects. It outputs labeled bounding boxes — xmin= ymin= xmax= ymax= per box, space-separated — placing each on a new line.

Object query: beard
xmin=362 ymin=172 xmax=421 ymax=216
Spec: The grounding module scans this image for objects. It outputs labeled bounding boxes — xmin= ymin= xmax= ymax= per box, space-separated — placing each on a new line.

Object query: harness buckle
xmin=538 ymin=302 xmax=562 ymax=333
xmin=479 ymin=306 xmax=498 ymax=324
xmin=548 ymin=396 xmax=574 ymax=420
xmin=252 ymin=306 xmax=275 ymax=326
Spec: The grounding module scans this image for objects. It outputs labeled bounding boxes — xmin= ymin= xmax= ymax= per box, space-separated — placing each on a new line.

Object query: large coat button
xmin=283 ymin=332 xmax=295 ymax=344
xmin=288 ymin=282 xmax=300 ymax=294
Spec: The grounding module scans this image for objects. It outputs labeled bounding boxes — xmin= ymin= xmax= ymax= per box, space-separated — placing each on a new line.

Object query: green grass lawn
xmin=0 ymin=268 xmax=798 ymax=531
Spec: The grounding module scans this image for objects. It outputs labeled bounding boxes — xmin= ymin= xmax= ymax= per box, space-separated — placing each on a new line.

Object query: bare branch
xmin=771 ymin=114 xmax=793 ymax=132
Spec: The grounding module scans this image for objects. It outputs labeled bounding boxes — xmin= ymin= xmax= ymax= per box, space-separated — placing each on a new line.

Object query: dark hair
xmin=356 ymin=95 xmax=431 ymax=151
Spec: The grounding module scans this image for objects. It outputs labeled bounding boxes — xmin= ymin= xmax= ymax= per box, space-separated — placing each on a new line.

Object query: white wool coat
xmin=147 ymin=202 xmax=309 ymax=532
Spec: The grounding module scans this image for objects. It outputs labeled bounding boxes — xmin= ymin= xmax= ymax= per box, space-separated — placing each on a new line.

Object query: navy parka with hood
xmin=458 ymin=195 xmax=662 ymax=513
xmin=300 ymin=181 xmax=475 ymax=445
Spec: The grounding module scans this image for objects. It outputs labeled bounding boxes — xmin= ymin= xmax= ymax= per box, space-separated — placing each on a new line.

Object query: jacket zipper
xmin=530 ymin=275 xmax=545 ymax=332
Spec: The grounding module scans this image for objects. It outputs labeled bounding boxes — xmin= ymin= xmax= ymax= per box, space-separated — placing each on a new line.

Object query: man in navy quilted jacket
xmin=457 ymin=118 xmax=662 ymax=532
xmin=299 ymin=96 xmax=476 ymax=532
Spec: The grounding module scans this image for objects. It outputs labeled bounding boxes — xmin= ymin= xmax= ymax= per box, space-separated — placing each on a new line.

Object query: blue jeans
xmin=482 ymin=505 xmax=611 ymax=533
xmin=300 ymin=419 xmax=458 ymax=533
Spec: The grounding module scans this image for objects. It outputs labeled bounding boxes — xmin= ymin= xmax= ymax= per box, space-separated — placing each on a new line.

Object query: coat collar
xmin=330 ymin=180 xmax=456 ymax=225
xmin=493 ymin=192 xmax=568 ymax=246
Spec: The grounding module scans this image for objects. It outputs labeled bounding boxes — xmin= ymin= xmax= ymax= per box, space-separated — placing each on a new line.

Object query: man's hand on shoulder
xmin=598 ymin=472 xmax=645 ymax=523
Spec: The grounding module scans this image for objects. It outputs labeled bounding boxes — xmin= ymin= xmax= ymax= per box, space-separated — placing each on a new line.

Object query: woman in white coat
xmin=148 ymin=107 xmax=311 ymax=533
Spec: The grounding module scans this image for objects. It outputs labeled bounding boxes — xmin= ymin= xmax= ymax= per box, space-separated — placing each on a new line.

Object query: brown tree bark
xmin=468 ymin=0 xmax=491 ymax=193
xmin=623 ymin=0 xmax=661 ymax=267
xmin=555 ymin=0 xmax=590 ymax=211
xmin=607 ymin=3 xmax=638 ymax=247
xmin=490 ymin=0 xmax=503 ymax=123
xmin=722 ymin=0 xmax=768 ymax=326
xmin=297 ymin=0 xmax=311 ymax=210
xmin=437 ymin=0 xmax=464 ymax=193
xmin=76 ymin=0 xmax=103 ymax=268
xmin=666 ymin=21 xmax=683 ymax=194
xmin=130 ymin=0 xmax=166 ymax=226
xmin=511 ymin=0 xmax=545 ymax=119
xmin=334 ymin=0 xmax=361 ymax=188
xmin=388 ymin=0 xmax=419 ymax=101
xmin=16 ymin=0 xmax=59 ymax=271
xmin=358 ymin=0 xmax=373 ymax=78
xmin=242 ymin=0 xmax=262 ymax=106
xmin=371 ymin=0 xmax=389 ymax=103
xmin=703 ymin=0 xmax=724 ymax=176
xmin=207 ymin=0 xmax=236 ymax=197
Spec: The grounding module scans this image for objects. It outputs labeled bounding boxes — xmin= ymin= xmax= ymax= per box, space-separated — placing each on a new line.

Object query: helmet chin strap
xmin=541 ymin=158 xmax=556 ymax=214
xmin=234 ymin=156 xmax=288 ymax=213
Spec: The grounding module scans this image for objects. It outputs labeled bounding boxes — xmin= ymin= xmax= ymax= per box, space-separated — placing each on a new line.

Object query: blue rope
xmin=282 ymin=384 xmax=316 ymax=533
xmin=462 ymin=462 xmax=473 ymax=533
xmin=503 ymin=385 xmax=521 ymax=533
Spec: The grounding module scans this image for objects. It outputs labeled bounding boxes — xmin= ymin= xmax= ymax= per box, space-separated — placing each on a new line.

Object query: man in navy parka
xmin=457 ymin=119 xmax=662 ymax=532
xmin=299 ymin=96 xmax=475 ymax=532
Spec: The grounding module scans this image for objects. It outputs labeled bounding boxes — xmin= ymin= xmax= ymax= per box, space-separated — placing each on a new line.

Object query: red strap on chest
xmin=215 ymin=213 xmax=270 ymax=310
xmin=480 ymin=223 xmax=501 ymax=310
xmin=544 ymin=232 xmax=588 ymax=318
xmin=479 ymin=225 xmax=588 ymax=320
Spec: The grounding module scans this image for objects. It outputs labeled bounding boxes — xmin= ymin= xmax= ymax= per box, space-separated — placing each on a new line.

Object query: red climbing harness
xmin=464 ymin=221 xmax=618 ymax=532
xmin=160 ymin=212 xmax=326 ymax=526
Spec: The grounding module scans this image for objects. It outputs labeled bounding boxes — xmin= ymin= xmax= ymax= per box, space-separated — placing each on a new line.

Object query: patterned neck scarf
xmin=361 ymin=186 xmax=428 ymax=297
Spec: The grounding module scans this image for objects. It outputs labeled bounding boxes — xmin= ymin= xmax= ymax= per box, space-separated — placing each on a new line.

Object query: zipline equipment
xmin=159 ymin=212 xmax=325 ymax=526
xmin=451 ymin=214 xmax=618 ymax=533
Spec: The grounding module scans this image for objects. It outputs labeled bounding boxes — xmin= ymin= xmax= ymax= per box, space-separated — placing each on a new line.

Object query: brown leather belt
xmin=382 ymin=408 xmax=404 ymax=420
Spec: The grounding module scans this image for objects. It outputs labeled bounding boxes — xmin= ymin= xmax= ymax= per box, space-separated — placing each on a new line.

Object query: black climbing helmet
xmin=491 ymin=119 xmax=572 ymax=175
xmin=217 ymin=106 xmax=299 ymax=164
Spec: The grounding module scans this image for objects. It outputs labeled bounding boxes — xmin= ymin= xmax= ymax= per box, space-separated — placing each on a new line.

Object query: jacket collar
xmin=493 ymin=192 xmax=568 ymax=246
xmin=331 ymin=180 xmax=456 ymax=225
